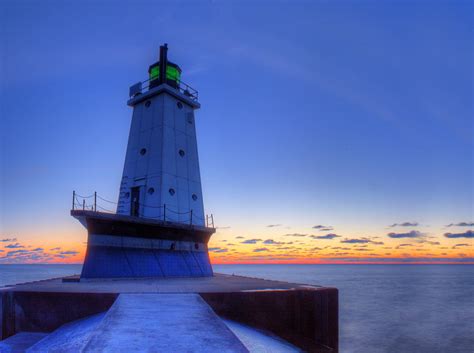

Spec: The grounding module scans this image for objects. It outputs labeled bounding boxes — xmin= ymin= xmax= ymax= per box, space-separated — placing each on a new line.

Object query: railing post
xmin=72 ymin=190 xmax=75 ymax=210
xmin=94 ymin=192 xmax=97 ymax=212
xmin=163 ymin=204 xmax=166 ymax=222
xmin=82 ymin=199 xmax=85 ymax=211
xmin=206 ymin=214 xmax=208 ymax=227
xmin=190 ymin=210 xmax=193 ymax=226
xmin=211 ymin=214 xmax=214 ymax=228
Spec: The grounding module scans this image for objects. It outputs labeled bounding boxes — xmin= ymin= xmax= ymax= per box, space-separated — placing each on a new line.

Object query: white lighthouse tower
xmin=117 ymin=44 xmax=205 ymax=225
xmin=72 ymin=44 xmax=215 ymax=278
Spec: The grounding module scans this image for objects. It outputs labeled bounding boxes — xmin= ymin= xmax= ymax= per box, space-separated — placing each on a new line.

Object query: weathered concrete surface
xmin=5 ymin=273 xmax=317 ymax=294
xmin=26 ymin=313 xmax=104 ymax=352
xmin=83 ymin=294 xmax=248 ymax=353
xmin=0 ymin=291 xmax=117 ymax=338
xmin=0 ymin=275 xmax=338 ymax=352
xmin=202 ymin=289 xmax=338 ymax=353
xmin=0 ymin=332 xmax=47 ymax=353
xmin=223 ymin=319 xmax=300 ymax=353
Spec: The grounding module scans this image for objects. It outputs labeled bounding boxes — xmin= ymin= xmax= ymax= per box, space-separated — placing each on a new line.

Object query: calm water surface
xmin=0 ymin=264 xmax=472 ymax=353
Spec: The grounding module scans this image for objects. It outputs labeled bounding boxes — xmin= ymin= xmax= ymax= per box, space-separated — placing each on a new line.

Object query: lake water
xmin=0 ymin=264 xmax=472 ymax=353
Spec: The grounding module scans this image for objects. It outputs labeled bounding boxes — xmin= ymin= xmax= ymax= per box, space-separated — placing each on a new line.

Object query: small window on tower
xmin=125 ymin=192 xmax=130 ymax=199
xmin=140 ymin=148 xmax=147 ymax=156
xmin=148 ymin=187 xmax=155 ymax=195
xmin=169 ymin=188 xmax=175 ymax=196
xmin=145 ymin=100 xmax=151 ymax=108
xmin=179 ymin=149 xmax=185 ymax=157
xmin=177 ymin=102 xmax=183 ymax=109
xmin=192 ymin=194 xmax=198 ymax=201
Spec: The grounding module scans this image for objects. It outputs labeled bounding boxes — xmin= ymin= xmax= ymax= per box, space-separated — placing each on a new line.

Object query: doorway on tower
xmin=130 ymin=187 xmax=140 ymax=217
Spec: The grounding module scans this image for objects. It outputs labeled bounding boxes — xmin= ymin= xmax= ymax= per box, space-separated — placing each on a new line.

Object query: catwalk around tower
xmin=71 ymin=44 xmax=215 ymax=279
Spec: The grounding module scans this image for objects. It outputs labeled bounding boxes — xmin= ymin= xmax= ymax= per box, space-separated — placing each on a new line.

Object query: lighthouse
xmin=117 ymin=44 xmax=205 ymax=225
xmin=71 ymin=44 xmax=215 ymax=278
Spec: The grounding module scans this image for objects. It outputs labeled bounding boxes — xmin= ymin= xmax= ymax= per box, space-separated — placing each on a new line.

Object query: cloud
xmin=387 ymin=230 xmax=423 ymax=238
xmin=445 ymin=222 xmax=474 ymax=227
xmin=283 ymin=233 xmax=307 ymax=237
xmin=5 ymin=243 xmax=24 ymax=249
xmin=452 ymin=244 xmax=470 ymax=249
xmin=241 ymin=239 xmax=262 ymax=244
xmin=340 ymin=238 xmax=370 ymax=244
xmin=263 ymin=239 xmax=284 ymax=245
xmin=312 ymin=225 xmax=334 ymax=231
xmin=396 ymin=244 xmax=413 ymax=249
xmin=337 ymin=237 xmax=384 ymax=245
xmin=0 ymin=238 xmax=17 ymax=242
xmin=253 ymin=248 xmax=269 ymax=252
xmin=389 ymin=222 xmax=419 ymax=227
xmin=59 ymin=250 xmax=79 ymax=256
xmin=6 ymin=250 xmax=29 ymax=256
xmin=418 ymin=240 xmax=440 ymax=245
xmin=444 ymin=230 xmax=473 ymax=238
xmin=311 ymin=234 xmax=341 ymax=240
xmin=235 ymin=236 xmax=244 ymax=239
xmin=216 ymin=226 xmax=231 ymax=229
xmin=50 ymin=247 xmax=61 ymax=251
xmin=266 ymin=224 xmax=282 ymax=228
xmin=209 ymin=247 xmax=228 ymax=253
xmin=0 ymin=247 xmax=57 ymax=263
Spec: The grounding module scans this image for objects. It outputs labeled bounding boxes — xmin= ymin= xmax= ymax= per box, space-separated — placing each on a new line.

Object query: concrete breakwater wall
xmin=202 ymin=289 xmax=338 ymax=352
xmin=0 ymin=276 xmax=338 ymax=352
xmin=0 ymin=291 xmax=117 ymax=337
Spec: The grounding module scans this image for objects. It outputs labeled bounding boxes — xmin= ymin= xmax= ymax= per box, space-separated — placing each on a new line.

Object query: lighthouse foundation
xmin=71 ymin=210 xmax=214 ymax=278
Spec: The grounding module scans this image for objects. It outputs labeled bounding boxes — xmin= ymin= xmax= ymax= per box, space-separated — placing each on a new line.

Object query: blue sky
xmin=0 ymin=1 xmax=472 ymax=263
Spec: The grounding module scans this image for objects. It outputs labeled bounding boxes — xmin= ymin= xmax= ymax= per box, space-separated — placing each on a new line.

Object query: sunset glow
xmin=1 ymin=223 xmax=471 ymax=265
xmin=1 ymin=2 xmax=472 ymax=266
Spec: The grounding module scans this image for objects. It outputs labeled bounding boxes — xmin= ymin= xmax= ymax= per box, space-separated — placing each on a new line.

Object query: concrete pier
xmin=84 ymin=294 xmax=248 ymax=352
xmin=0 ymin=274 xmax=338 ymax=352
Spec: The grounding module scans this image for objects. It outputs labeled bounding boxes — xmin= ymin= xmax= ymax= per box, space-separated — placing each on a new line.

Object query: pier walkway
xmin=3 ymin=294 xmax=247 ymax=352
xmin=83 ymin=293 xmax=248 ymax=352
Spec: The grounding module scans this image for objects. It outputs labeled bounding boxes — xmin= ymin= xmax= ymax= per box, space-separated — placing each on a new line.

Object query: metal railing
xmin=72 ymin=191 xmax=214 ymax=228
xmin=129 ymin=76 xmax=198 ymax=101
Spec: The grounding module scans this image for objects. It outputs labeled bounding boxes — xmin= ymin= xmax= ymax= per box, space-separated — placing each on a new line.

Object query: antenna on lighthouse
xmin=159 ymin=43 xmax=168 ymax=85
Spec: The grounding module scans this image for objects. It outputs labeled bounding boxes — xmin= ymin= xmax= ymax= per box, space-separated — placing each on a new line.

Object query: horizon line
xmin=0 ymin=262 xmax=472 ymax=266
